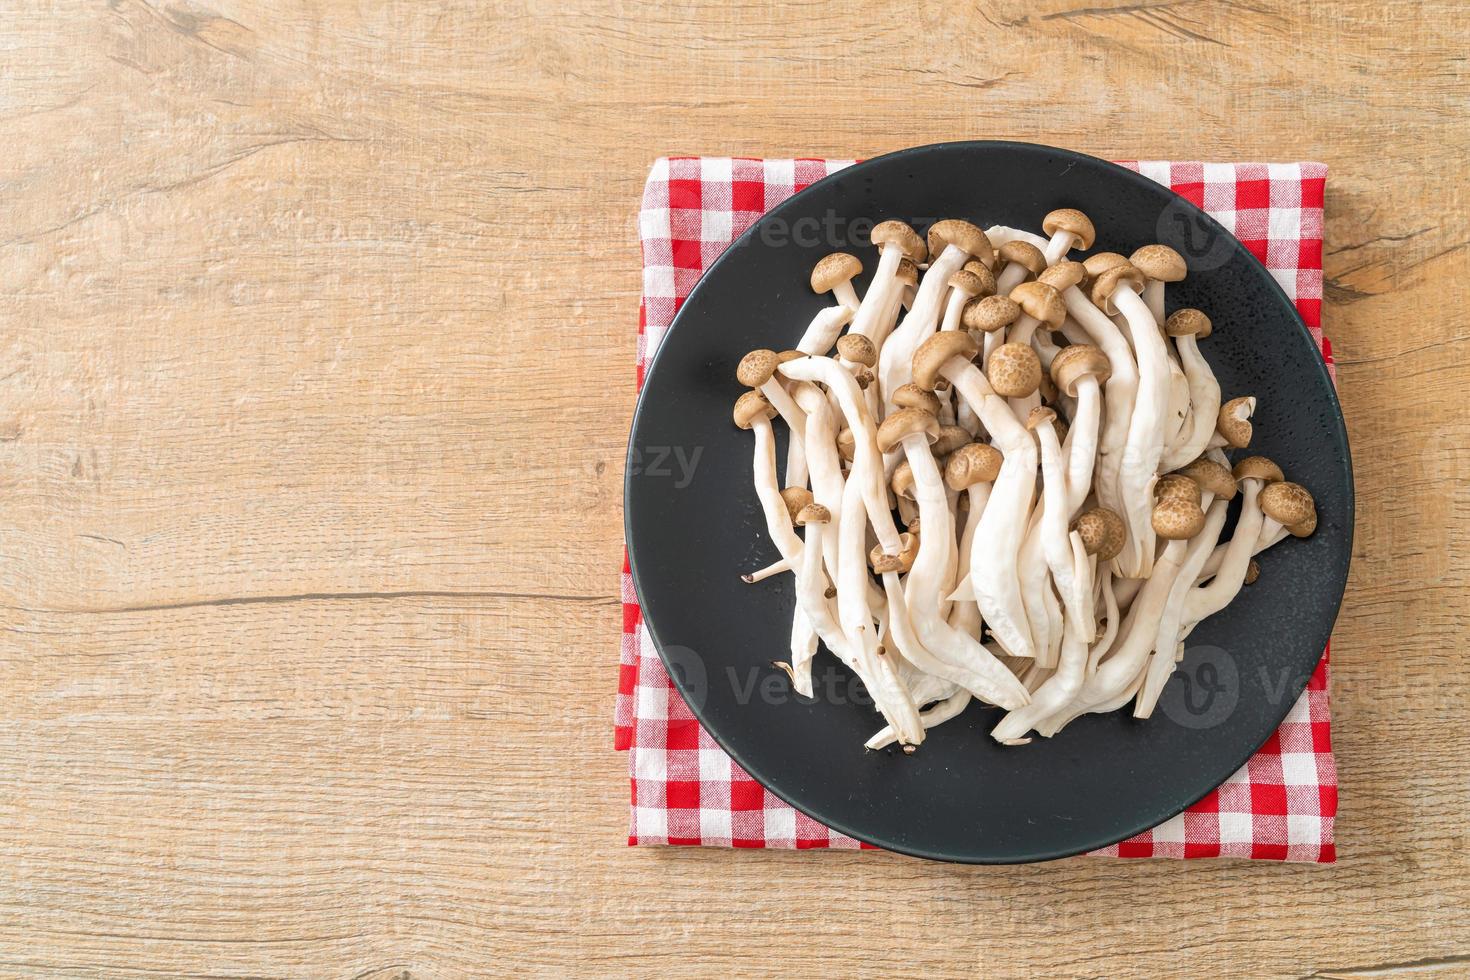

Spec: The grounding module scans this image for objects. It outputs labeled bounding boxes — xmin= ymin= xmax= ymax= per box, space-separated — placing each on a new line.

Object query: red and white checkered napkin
xmin=617 ymin=157 xmax=1338 ymax=861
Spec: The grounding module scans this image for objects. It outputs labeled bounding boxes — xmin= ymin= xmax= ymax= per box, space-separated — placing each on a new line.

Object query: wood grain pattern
xmin=0 ymin=0 xmax=1466 ymax=976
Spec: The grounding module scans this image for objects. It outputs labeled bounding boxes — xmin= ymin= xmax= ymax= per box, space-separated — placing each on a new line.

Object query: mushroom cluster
xmin=733 ymin=211 xmax=1318 ymax=751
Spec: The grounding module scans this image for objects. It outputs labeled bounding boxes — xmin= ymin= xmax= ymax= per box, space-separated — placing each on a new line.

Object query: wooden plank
xmin=0 ymin=0 xmax=1465 ymax=975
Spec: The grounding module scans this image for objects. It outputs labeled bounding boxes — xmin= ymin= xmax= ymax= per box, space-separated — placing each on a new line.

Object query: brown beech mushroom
xmin=1049 ymin=344 xmax=1112 ymax=512
xmin=911 ymin=329 xmax=1039 ymax=659
xmin=1129 ymin=244 xmax=1187 ymax=323
xmin=991 ymin=406 xmax=1096 ymax=743
xmin=876 ymin=408 xmax=1028 ymax=709
xmin=732 ymin=390 xmax=801 ymax=564
xmin=787 ymin=502 xmax=846 ymax=697
xmin=995 ymin=239 xmax=1047 ymax=295
xmin=986 ymin=342 xmax=1043 ymax=399
xmin=1092 ymin=262 xmax=1169 ymax=578
xmin=939 ymin=266 xmax=994 ymax=334
xmin=1160 ymin=308 xmax=1223 ymax=470
xmin=1006 ymin=280 xmax=1067 ymax=348
xmin=946 ymin=443 xmax=1004 ymax=639
xmin=1214 ymin=395 xmax=1256 ymax=449
xmin=1041 ymin=208 xmax=1097 ymax=264
xmin=849 ymin=220 xmax=926 ymax=341
xmin=811 ymin=252 xmax=863 ymax=311
xmin=877 ymin=220 xmax=992 ymax=408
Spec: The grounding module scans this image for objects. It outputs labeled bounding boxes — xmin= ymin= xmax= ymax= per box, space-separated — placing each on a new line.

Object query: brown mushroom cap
xmin=1090 ymin=263 xmax=1146 ymax=315
xmin=1260 ymin=481 xmax=1315 ymax=527
xmin=1232 ymin=455 xmax=1283 ymax=484
xmin=1043 ymin=208 xmax=1097 ymax=251
xmin=780 ymin=486 xmax=814 ymax=521
xmin=851 ymin=365 xmax=875 ymax=389
xmin=1049 ymin=343 xmax=1112 ymax=397
xmin=1026 ymin=405 xmax=1058 ymax=431
xmin=835 ymin=427 xmax=856 ymax=462
xmin=890 ymin=459 xmax=915 ymax=500
xmin=1165 ymin=308 xmax=1213 ymax=339
xmin=1009 ymin=280 xmax=1066 ymax=329
xmin=1073 ymin=507 xmax=1126 ymax=561
xmin=896 ymin=257 xmax=920 ymax=286
xmin=1129 ymin=244 xmax=1187 ymax=283
xmin=998 ymin=240 xmax=1046 ymax=277
xmin=933 ymin=424 xmax=972 ymax=457
xmin=1155 ymin=473 xmax=1202 ymax=506
xmin=876 ymin=407 xmax=940 ymax=454
xmin=962 ymin=259 xmax=997 ymax=297
xmin=794 ymin=502 xmax=831 ymax=526
xmin=1152 ymin=495 xmax=1207 ymax=540
xmin=871 ymin=220 xmax=926 ymax=263
xmin=1289 ymin=510 xmax=1318 ymax=538
xmin=776 ymin=349 xmax=804 ymax=363
xmin=1081 ymin=251 xmax=1129 ymax=284
xmin=962 ymin=294 xmax=1021 ymax=333
xmin=870 ymin=531 xmax=919 ymax=574
xmin=987 ymin=342 xmax=1042 ymax=398
xmin=945 ymin=443 xmax=1003 ymax=490
xmin=928 ymin=219 xmax=994 ymax=268
xmin=836 ymin=333 xmax=877 ymax=367
xmin=1244 ymin=559 xmax=1260 ymax=585
xmin=891 ymin=383 xmax=940 ymax=416
xmin=1038 ymin=259 xmax=1086 ymax=293
xmin=1217 ymin=395 xmax=1256 ymax=449
xmin=912 ymin=331 xmax=978 ymax=391
xmin=733 ymin=389 xmax=776 ymax=429
xmin=736 ymin=349 xmax=780 ymax=387
xmin=810 ymin=252 xmax=863 ymax=294
xmin=948 ymin=268 xmax=989 ymax=298
xmin=1177 ymin=457 xmax=1238 ymax=501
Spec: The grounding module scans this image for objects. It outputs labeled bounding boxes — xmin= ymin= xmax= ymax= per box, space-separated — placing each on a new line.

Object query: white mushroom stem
xmin=793 ymin=383 xmax=845 ymax=585
xmin=1016 ymin=513 xmax=1056 ymax=665
xmin=795 ymin=304 xmax=855 ymax=355
xmin=942 ymin=358 xmax=1038 ymax=659
xmin=1112 ymin=575 xmax=1145 ymax=610
xmin=992 ymin=420 xmax=1094 ymax=742
xmin=741 ymin=556 xmax=790 ymax=583
xmin=1064 ymin=374 xmax=1103 ymax=514
xmin=1052 ymin=534 xmax=1191 ymax=723
xmin=1061 ymin=286 xmax=1138 ymax=525
xmin=1164 ymin=355 xmax=1191 ymax=452
xmin=877 ymin=246 xmax=970 ymax=408
xmin=790 ymin=509 xmax=852 ymax=698
xmin=746 ymin=413 xmax=803 ymax=562
xmin=1187 ymin=480 xmax=1267 ymax=620
xmin=1135 ymin=497 xmax=1231 ymax=718
xmin=848 ymin=244 xmax=904 ymax=340
xmin=788 ymin=612 xmax=818 ymax=697
xmin=984 ymin=225 xmax=1050 ymax=250
xmin=899 ymin=436 xmax=1031 ymax=709
xmin=1113 ymin=286 xmax=1170 ymax=578
xmin=1087 ymin=569 xmax=1120 ymax=674
xmin=1160 ymin=332 xmax=1223 ymax=472
xmin=778 ymin=356 xmax=902 ymax=555
xmin=834 ymin=476 xmax=924 ymax=745
xmin=865 ymin=690 xmax=972 ymax=751
xmin=938 ymin=283 xmax=975 ymax=334
xmin=948 ymin=482 xmax=992 ymax=637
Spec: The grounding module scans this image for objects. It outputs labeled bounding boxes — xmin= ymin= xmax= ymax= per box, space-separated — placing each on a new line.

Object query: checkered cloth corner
xmin=618 ymin=156 xmax=1337 ymax=862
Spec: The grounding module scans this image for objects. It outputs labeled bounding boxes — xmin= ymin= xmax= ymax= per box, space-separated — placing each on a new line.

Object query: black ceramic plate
xmin=624 ymin=141 xmax=1352 ymax=863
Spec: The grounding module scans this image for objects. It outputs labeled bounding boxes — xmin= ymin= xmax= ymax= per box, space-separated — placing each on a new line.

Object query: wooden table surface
xmin=2 ymin=1 xmax=1467 ymax=977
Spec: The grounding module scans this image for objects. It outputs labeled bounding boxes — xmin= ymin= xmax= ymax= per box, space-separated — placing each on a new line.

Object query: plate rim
xmin=623 ymin=139 xmax=1354 ymax=863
